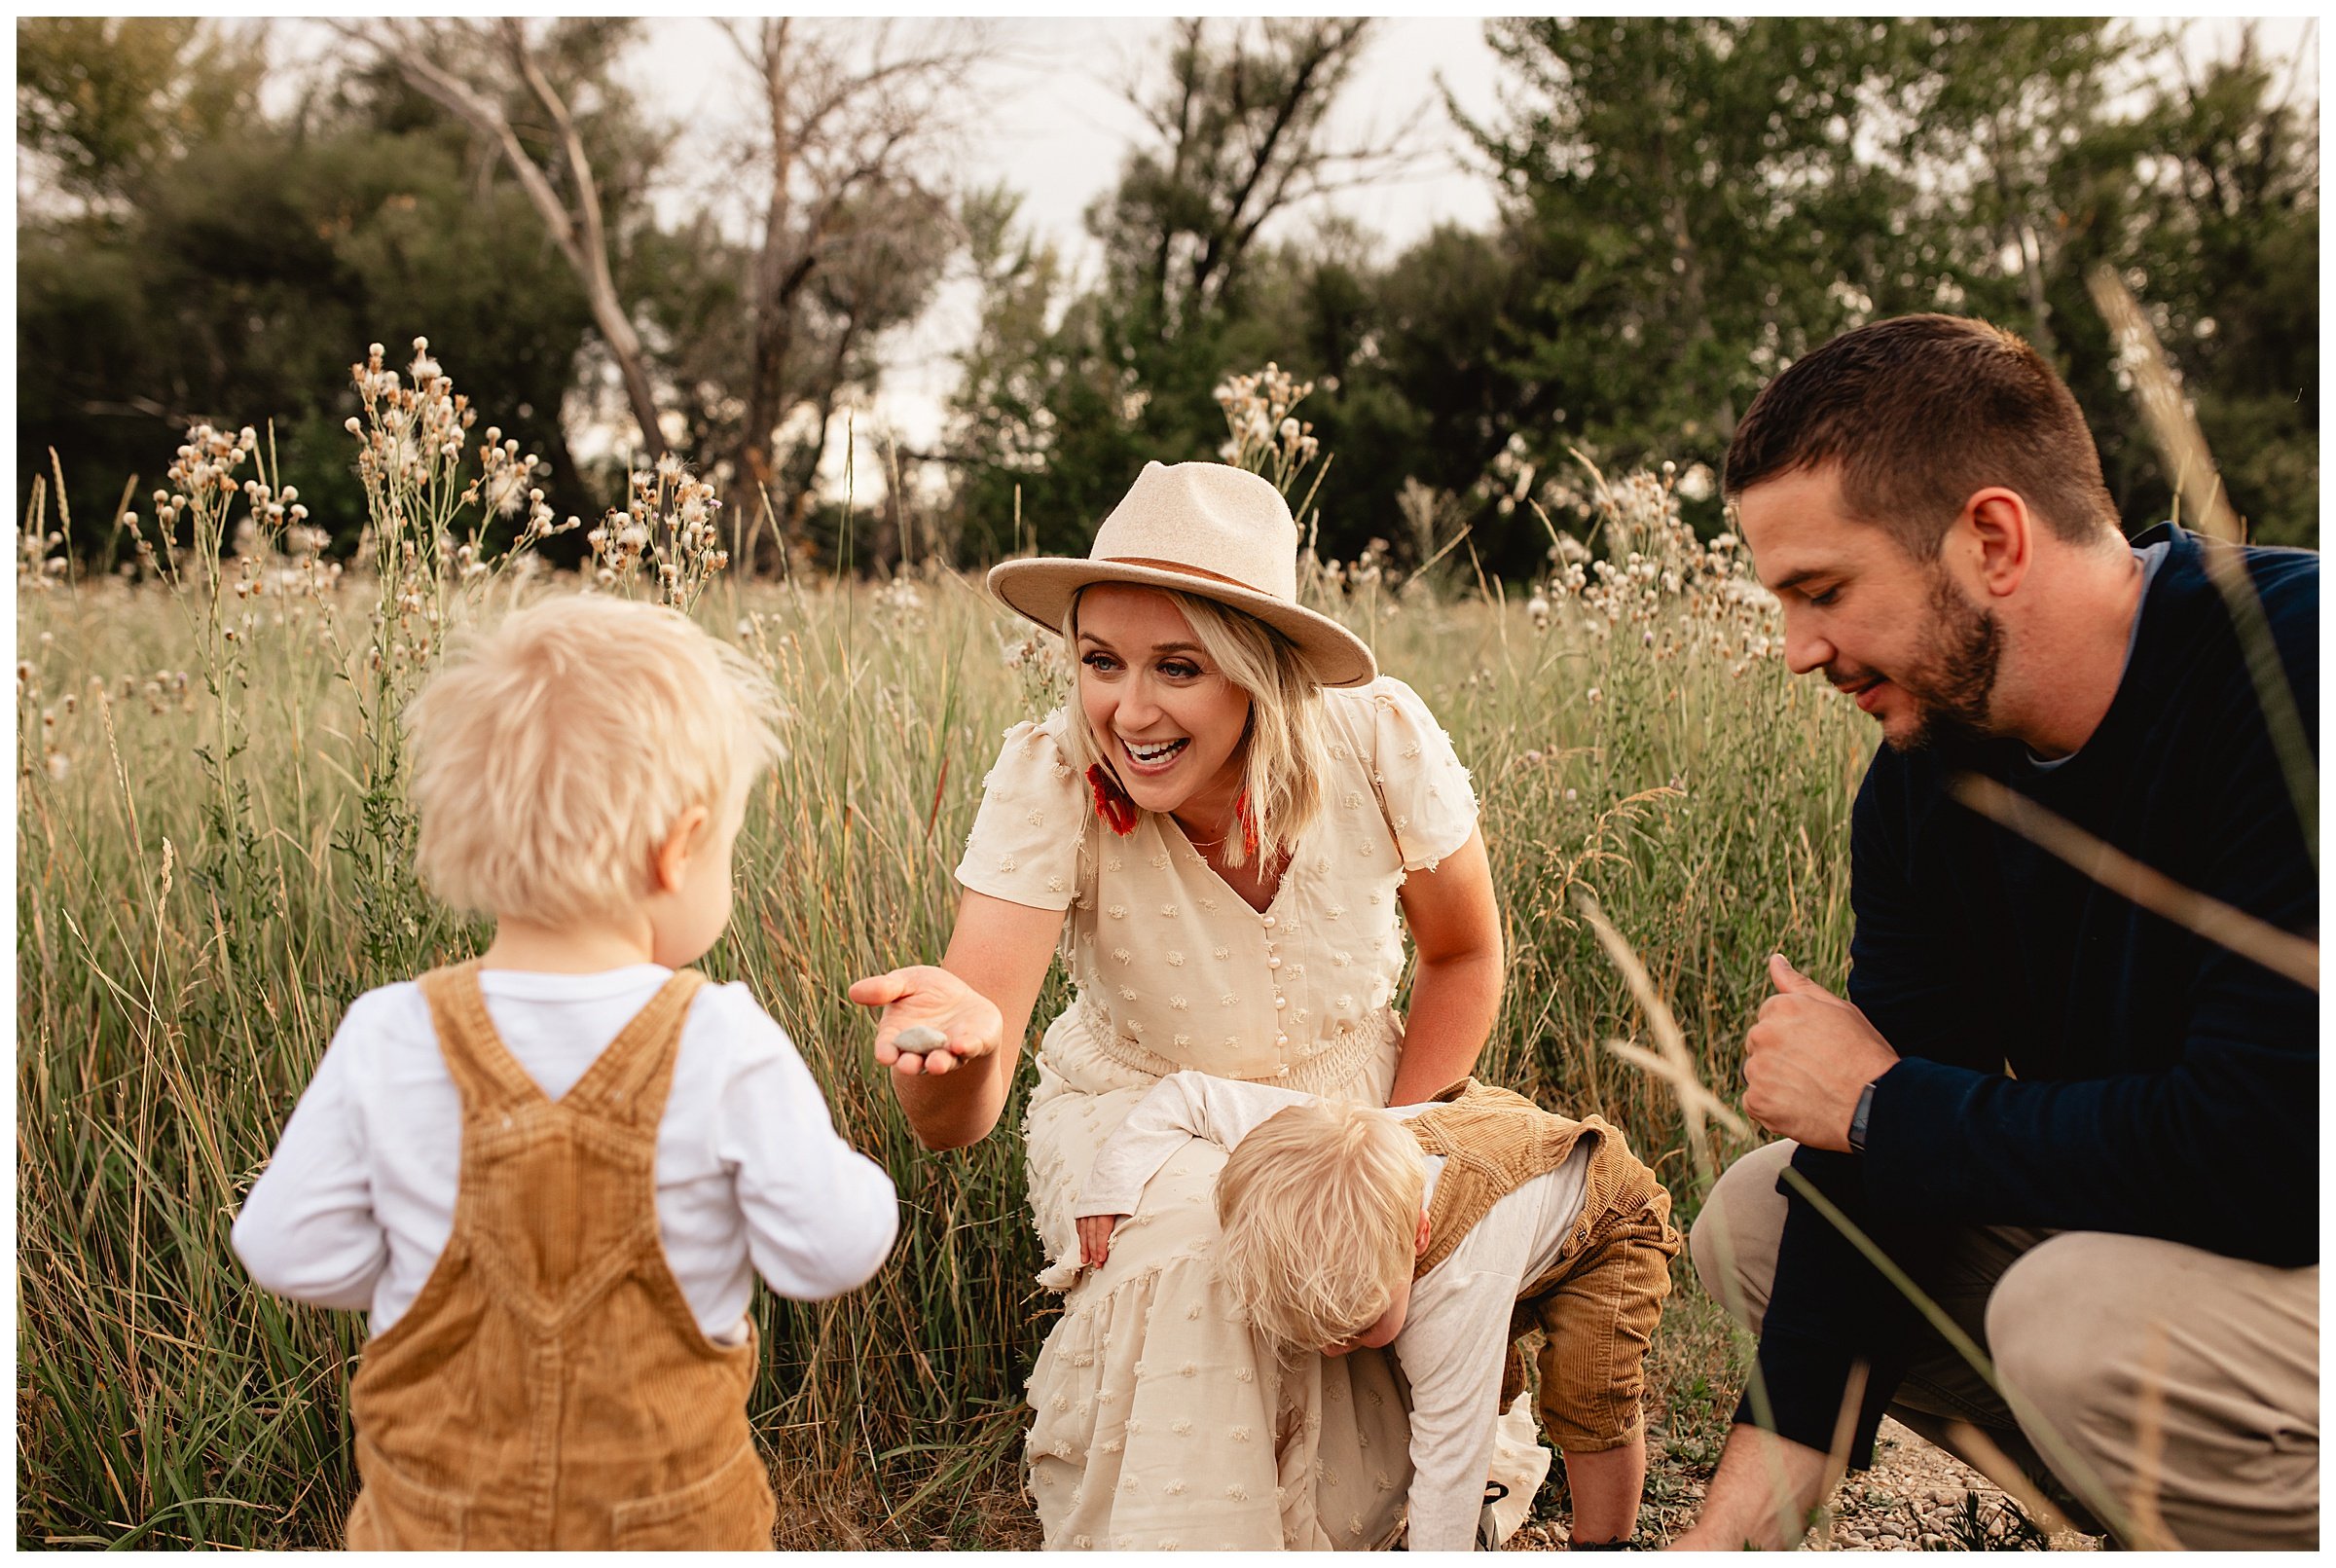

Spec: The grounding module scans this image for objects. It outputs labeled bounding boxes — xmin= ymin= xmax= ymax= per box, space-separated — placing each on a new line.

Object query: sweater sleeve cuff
xmin=1861 ymin=1056 xmax=1993 ymax=1219
xmin=1732 ymin=1325 xmax=1890 ymax=1470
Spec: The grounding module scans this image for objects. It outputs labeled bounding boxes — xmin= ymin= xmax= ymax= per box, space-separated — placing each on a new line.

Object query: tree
xmin=18 ymin=19 xmax=607 ymax=551
xmin=716 ymin=19 xmax=979 ymax=549
xmin=1094 ymin=18 xmax=1400 ymax=340
xmin=945 ymin=18 xmax=1401 ymax=561
xmin=2116 ymin=28 xmax=2318 ymax=544
xmin=18 ymin=17 xmax=261 ymax=210
xmin=1456 ymin=20 xmax=1929 ymax=486
xmin=341 ymin=18 xmax=674 ymax=461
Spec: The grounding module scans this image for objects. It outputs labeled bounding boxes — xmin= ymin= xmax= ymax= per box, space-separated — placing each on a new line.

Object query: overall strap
xmin=559 ymin=969 xmax=707 ymax=1131
xmin=418 ymin=962 xmax=546 ymax=1116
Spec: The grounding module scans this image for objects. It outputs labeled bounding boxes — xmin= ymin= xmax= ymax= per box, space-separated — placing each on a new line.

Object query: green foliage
xmin=1465 ymin=19 xmax=1910 ymax=464
xmin=2115 ymin=42 xmax=2319 ymax=544
xmin=16 ymin=18 xmax=684 ymax=557
xmin=18 ymin=117 xmax=600 ymax=555
xmin=942 ymin=18 xmax=2317 ymax=565
xmin=20 ymin=19 xmax=2318 ymax=570
xmin=17 ymin=18 xmax=262 ymax=201
xmin=946 ymin=21 xmax=1385 ymax=562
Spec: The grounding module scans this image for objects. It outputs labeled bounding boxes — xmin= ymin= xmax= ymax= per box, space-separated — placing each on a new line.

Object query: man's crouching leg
xmin=1686 ymin=1141 xmax=1794 ymax=1338
xmin=1988 ymin=1233 xmax=2318 ymax=1550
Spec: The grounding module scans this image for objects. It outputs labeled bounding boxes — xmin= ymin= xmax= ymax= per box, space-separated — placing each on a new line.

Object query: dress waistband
xmin=1073 ymin=995 xmax=1397 ymax=1098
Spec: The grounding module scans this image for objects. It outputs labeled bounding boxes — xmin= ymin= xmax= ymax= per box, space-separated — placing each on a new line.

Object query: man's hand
xmin=1741 ymin=954 xmax=1898 ymax=1151
xmin=1665 ymin=1424 xmax=1833 ymax=1550
xmin=1077 ymin=1214 xmax=1122 ymax=1270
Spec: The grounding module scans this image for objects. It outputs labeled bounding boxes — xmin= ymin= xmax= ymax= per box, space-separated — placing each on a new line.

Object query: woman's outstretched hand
xmin=1077 ymin=1215 xmax=1122 ymax=1270
xmin=849 ymin=964 xmax=1004 ymax=1078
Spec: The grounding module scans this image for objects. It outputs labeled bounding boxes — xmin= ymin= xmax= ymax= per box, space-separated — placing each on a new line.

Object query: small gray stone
xmin=894 ymin=1025 xmax=948 ymax=1051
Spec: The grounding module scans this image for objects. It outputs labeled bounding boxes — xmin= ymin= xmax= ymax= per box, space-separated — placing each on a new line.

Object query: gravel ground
xmin=1506 ymin=1417 xmax=2099 ymax=1551
xmin=961 ymin=1413 xmax=2103 ymax=1550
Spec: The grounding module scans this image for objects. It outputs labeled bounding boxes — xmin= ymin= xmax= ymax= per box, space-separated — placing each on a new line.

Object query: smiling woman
xmin=1063 ymin=583 xmax=1333 ymax=899
xmin=847 ymin=460 xmax=1525 ymax=1548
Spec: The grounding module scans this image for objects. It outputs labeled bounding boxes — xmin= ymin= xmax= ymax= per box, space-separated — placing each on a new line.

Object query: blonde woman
xmin=851 ymin=461 xmax=1520 ymax=1550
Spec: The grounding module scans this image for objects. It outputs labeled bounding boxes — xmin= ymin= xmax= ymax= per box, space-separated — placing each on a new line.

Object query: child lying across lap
xmin=233 ymin=595 xmax=898 ymax=1550
xmin=1076 ymin=1071 xmax=1681 ymax=1551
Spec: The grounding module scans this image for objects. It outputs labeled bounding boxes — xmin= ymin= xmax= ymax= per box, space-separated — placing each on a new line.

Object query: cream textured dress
xmin=957 ymin=675 xmax=1538 ymax=1550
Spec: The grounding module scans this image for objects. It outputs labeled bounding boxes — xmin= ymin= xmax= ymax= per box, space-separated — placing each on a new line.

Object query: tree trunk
xmin=373 ymin=23 xmax=669 ymax=461
xmin=739 ymin=22 xmax=796 ymax=494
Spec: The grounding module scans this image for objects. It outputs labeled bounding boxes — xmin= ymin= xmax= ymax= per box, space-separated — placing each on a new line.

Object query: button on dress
xmin=956 ymin=675 xmax=1481 ymax=1550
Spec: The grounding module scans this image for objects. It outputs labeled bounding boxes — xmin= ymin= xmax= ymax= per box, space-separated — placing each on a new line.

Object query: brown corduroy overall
xmin=342 ymin=962 xmax=778 ymax=1550
xmin=1409 ymin=1079 xmax=1684 ymax=1452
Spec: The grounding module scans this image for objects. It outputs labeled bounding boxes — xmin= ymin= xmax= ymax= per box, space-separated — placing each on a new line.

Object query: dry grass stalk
xmin=1950 ymin=773 xmax=2318 ymax=992
xmin=2126 ymin=1323 xmax=2177 ymax=1551
xmin=1571 ymin=890 xmax=1805 ymax=1539
xmin=1775 ymin=1165 xmax=2141 ymax=1546
xmin=2087 ymin=263 xmax=2318 ymax=867
xmin=2086 ymin=266 xmax=2241 ymax=544
xmin=1807 ymin=1359 xmax=1873 ymax=1550
xmin=1575 ymin=889 xmax=1749 ymax=1178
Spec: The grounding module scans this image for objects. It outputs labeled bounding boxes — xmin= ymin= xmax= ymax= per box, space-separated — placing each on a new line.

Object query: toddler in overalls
xmin=1075 ymin=1072 xmax=1680 ymax=1550
xmin=234 ymin=595 xmax=898 ymax=1549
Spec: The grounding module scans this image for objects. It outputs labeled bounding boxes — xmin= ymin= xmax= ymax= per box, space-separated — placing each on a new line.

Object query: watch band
xmin=1847 ymin=1079 xmax=1878 ymax=1153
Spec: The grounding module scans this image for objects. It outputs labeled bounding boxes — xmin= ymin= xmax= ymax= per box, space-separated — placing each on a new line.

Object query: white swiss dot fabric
xmin=953 ymin=675 xmax=1480 ymax=1550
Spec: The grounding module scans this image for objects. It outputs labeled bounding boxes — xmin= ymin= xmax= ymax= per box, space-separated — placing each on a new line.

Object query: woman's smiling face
xmin=1075 ymin=585 xmax=1252 ymax=820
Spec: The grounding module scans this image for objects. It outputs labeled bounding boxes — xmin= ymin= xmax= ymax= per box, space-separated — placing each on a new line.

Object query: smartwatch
xmin=1847 ymin=1079 xmax=1878 ymax=1153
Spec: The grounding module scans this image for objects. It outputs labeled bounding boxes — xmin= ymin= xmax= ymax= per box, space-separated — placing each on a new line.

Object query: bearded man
xmin=1671 ymin=314 xmax=2318 ymax=1550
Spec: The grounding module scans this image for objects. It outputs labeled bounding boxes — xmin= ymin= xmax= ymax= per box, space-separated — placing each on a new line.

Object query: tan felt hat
xmin=986 ymin=461 xmax=1377 ymax=688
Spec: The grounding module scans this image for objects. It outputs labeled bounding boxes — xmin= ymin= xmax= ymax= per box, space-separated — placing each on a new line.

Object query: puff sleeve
xmin=953 ymin=713 xmax=1087 ymax=910
xmin=1368 ymin=675 xmax=1478 ymax=871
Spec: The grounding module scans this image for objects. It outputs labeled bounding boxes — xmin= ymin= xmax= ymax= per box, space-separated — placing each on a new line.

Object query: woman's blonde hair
xmin=404 ymin=594 xmax=785 ymax=927
xmin=1059 ymin=586 xmax=1332 ymax=867
xmin=1214 ymin=1100 xmax=1427 ymax=1350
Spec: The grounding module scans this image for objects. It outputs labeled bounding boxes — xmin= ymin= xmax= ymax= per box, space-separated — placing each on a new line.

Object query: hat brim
xmin=987 ymin=559 xmax=1378 ymax=688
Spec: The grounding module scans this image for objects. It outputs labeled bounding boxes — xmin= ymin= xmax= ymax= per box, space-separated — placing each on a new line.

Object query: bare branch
xmin=337 ymin=18 xmax=668 ymax=460
xmin=728 ymin=18 xmax=992 ymax=540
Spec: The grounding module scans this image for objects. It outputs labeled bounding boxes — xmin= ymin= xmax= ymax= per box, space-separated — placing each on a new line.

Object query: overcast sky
xmin=268 ymin=15 xmax=2318 ymax=486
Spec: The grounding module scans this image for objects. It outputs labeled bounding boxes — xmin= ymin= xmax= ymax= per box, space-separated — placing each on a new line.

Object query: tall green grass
xmin=16 ymin=478 xmax=1871 ymax=1546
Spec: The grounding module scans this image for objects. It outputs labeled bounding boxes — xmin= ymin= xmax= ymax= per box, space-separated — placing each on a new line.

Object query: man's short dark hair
xmin=1723 ymin=314 xmax=2121 ymax=558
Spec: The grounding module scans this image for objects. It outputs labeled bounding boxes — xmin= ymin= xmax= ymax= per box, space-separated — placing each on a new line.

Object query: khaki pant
xmin=1691 ymin=1141 xmax=2318 ymax=1550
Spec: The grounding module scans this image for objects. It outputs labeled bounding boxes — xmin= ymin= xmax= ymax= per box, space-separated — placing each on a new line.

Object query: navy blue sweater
xmin=1740 ymin=524 xmax=2318 ymax=1464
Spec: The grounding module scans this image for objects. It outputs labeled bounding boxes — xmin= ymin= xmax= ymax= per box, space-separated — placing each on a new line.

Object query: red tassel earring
xmin=1086 ymin=764 xmax=1140 ymax=837
xmin=1234 ymin=789 xmax=1260 ymax=859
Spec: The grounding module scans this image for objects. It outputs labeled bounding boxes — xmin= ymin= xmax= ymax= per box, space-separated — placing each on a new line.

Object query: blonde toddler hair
xmin=1060 ymin=587 xmax=1332 ymax=867
xmin=404 ymin=594 xmax=785 ymax=927
xmin=1214 ymin=1099 xmax=1427 ymax=1349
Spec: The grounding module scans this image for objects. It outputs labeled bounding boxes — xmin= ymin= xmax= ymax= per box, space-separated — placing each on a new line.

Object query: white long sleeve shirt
xmin=1076 ymin=1072 xmax=1589 ymax=1551
xmin=233 ymin=966 xmax=898 ymax=1344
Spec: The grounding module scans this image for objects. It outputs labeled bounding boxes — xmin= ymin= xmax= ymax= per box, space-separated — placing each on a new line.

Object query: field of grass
xmin=15 ymin=456 xmax=1877 ymax=1547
